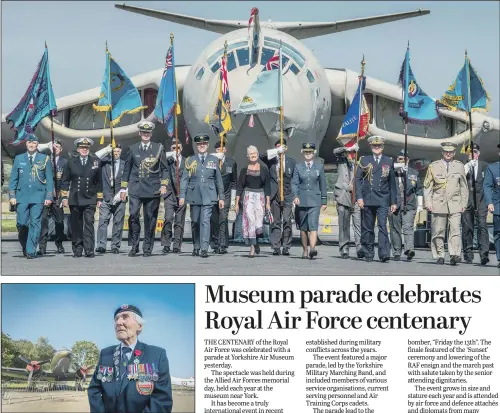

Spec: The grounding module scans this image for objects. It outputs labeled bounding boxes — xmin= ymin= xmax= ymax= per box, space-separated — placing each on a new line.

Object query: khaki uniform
xmin=423 ymin=160 xmax=468 ymax=258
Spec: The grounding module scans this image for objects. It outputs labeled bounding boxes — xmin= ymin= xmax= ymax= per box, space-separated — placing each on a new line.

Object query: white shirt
xmin=305 ymin=161 xmax=312 ymax=169
xmin=141 ymin=143 xmax=150 ymax=151
xmin=55 ymin=156 xmax=60 ymax=165
xmin=373 ymin=155 xmax=381 ymax=163
xmin=120 ymin=339 xmax=138 ymax=363
xmin=114 ymin=159 xmax=120 ymax=178
xmin=80 ymin=156 xmax=88 ymax=165
xmin=28 ymin=152 xmax=37 ymax=163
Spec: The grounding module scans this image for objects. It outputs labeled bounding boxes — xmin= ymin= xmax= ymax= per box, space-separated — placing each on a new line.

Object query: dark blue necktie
xmin=121 ymin=347 xmax=131 ymax=367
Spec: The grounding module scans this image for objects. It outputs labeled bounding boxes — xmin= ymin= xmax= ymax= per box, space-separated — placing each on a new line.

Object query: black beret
xmin=54 ymin=139 xmax=63 ymax=146
xmin=497 ymin=143 xmax=500 ymax=149
xmin=302 ymin=142 xmax=315 ymax=150
xmin=398 ymin=149 xmax=408 ymax=157
xmin=114 ymin=144 xmax=122 ymax=149
xmin=114 ymin=304 xmax=142 ymax=319
xmin=214 ymin=140 xmax=226 ymax=149
xmin=274 ymin=139 xmax=287 ymax=147
xmin=194 ymin=134 xmax=210 ymax=144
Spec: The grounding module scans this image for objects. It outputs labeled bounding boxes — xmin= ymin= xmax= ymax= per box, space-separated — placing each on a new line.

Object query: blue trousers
xmin=361 ymin=205 xmax=390 ymax=259
xmin=494 ymin=215 xmax=500 ymax=261
xmin=16 ymin=203 xmax=44 ymax=256
xmin=190 ymin=204 xmax=213 ymax=251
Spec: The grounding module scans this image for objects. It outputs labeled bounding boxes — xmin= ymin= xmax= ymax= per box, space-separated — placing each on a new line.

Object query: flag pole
xmin=465 ymin=50 xmax=477 ymax=212
xmin=171 ymin=33 xmax=180 ymax=197
xmin=106 ymin=41 xmax=117 ymax=196
xmin=46 ymin=41 xmax=58 ymax=202
xmin=220 ymin=40 xmax=228 ymax=169
xmin=351 ymin=54 xmax=366 ymax=210
xmin=279 ymin=43 xmax=284 ymax=209
xmin=402 ymin=42 xmax=410 ymax=212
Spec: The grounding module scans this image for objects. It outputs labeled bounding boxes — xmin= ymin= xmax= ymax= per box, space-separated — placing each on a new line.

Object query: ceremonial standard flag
xmin=93 ymin=46 xmax=146 ymax=128
xmin=440 ymin=52 xmax=491 ymax=114
xmin=154 ymin=44 xmax=181 ymax=137
xmin=398 ymin=45 xmax=439 ymax=125
xmin=336 ymin=76 xmax=370 ymax=148
xmin=6 ymin=45 xmax=57 ymax=145
xmin=235 ymin=45 xmax=283 ymax=114
xmin=211 ymin=53 xmax=232 ymax=137
xmin=248 ymin=7 xmax=260 ymax=71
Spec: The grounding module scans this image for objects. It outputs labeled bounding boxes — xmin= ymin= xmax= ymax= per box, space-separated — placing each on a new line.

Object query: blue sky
xmin=1 ymin=284 xmax=195 ymax=378
xmin=2 ymin=1 xmax=499 ymax=117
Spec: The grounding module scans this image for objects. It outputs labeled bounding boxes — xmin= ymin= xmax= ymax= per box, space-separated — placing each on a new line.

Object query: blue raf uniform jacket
xmin=9 ymin=152 xmax=54 ymax=204
xmin=291 ymin=160 xmax=327 ymax=207
xmin=180 ymin=154 xmax=224 ymax=205
xmin=88 ymin=341 xmax=173 ymax=413
xmin=355 ymin=154 xmax=397 ymax=207
xmin=483 ymin=161 xmax=500 ymax=216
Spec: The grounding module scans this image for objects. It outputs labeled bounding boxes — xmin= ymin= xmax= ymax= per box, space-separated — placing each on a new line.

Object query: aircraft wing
xmin=114 ymin=3 xmax=429 ymax=40
xmin=274 ymin=9 xmax=430 ymax=39
xmin=1 ymin=367 xmax=56 ymax=379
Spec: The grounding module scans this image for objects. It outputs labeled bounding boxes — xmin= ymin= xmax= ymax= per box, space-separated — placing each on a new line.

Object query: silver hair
xmin=247 ymin=145 xmax=258 ymax=156
xmin=133 ymin=313 xmax=145 ymax=335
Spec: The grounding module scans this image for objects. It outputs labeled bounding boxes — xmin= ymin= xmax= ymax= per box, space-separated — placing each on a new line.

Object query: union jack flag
xmin=263 ymin=51 xmax=280 ymax=71
xmin=162 ymin=47 xmax=172 ymax=78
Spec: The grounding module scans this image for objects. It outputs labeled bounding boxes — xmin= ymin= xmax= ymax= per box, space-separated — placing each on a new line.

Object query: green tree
xmin=12 ymin=339 xmax=35 ymax=363
xmin=1 ymin=332 xmax=17 ymax=367
xmin=33 ymin=337 xmax=56 ymax=368
xmin=71 ymin=341 xmax=100 ymax=369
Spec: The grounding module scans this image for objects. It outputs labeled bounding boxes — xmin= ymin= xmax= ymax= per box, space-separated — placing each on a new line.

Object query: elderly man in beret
xmin=88 ymin=304 xmax=173 ymax=413
xmin=424 ymin=142 xmax=468 ymax=265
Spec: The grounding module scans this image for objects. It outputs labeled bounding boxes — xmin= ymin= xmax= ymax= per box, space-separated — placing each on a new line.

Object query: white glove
xmin=277 ymin=146 xmax=286 ymax=154
xmin=37 ymin=142 xmax=54 ymax=153
xmin=394 ymin=162 xmax=404 ymax=170
xmin=230 ymin=189 xmax=236 ymax=209
xmin=346 ymin=143 xmax=359 ymax=152
xmin=402 ymin=164 xmax=408 ymax=172
xmin=212 ymin=152 xmax=224 ymax=160
xmin=112 ymin=191 xmax=123 ymax=205
xmin=417 ymin=196 xmax=423 ymax=213
xmin=95 ymin=144 xmax=112 ymax=159
xmin=165 ymin=151 xmax=176 ymax=159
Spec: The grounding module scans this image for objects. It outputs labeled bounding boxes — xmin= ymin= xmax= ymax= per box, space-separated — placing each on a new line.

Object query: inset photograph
xmin=1 ymin=283 xmax=194 ymax=413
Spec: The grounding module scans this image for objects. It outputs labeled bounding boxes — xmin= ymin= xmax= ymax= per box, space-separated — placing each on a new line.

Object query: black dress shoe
xmin=437 ymin=257 xmax=445 ymax=265
xmin=192 ymin=249 xmax=200 ymax=257
xmin=128 ymin=248 xmax=138 ymax=257
xmin=255 ymin=245 xmax=260 ymax=255
xmin=85 ymin=252 xmax=95 ymax=258
xmin=497 ymin=263 xmax=500 ymax=269
xmin=95 ymin=247 xmax=106 ymax=254
xmin=162 ymin=246 xmax=170 ymax=254
xmin=407 ymin=250 xmax=415 ymax=261
xmin=302 ymin=253 xmax=308 ymax=259
xmin=480 ymin=257 xmax=489 ymax=266
xmin=172 ymin=248 xmax=180 ymax=254
xmin=73 ymin=252 xmax=83 ymax=258
xmin=380 ymin=256 xmax=390 ymax=262
xmin=282 ymin=248 xmax=290 ymax=256
xmin=111 ymin=248 xmax=120 ymax=254
xmin=366 ymin=257 xmax=373 ymax=262
xmin=341 ymin=253 xmax=349 ymax=259
xmin=219 ymin=247 xmax=227 ymax=254
xmin=309 ymin=248 xmax=318 ymax=259
xmin=357 ymin=250 xmax=365 ymax=259
xmin=56 ymin=245 xmax=65 ymax=254
xmin=22 ymin=249 xmax=27 ymax=257
xmin=37 ymin=248 xmax=46 ymax=256
xmin=393 ymin=255 xmax=400 ymax=261
xmin=272 ymin=248 xmax=281 ymax=256
xmin=212 ymin=247 xmax=220 ymax=254
xmin=144 ymin=252 xmax=152 ymax=257
xmin=200 ymin=250 xmax=208 ymax=258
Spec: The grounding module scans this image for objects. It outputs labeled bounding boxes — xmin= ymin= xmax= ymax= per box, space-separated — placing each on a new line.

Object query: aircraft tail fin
xmin=114 ymin=4 xmax=430 ymax=39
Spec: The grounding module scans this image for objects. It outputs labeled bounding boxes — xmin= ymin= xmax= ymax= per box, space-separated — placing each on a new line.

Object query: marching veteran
xmin=483 ymin=143 xmax=500 ymax=268
xmin=355 ymin=135 xmax=397 ymax=262
xmin=88 ymin=304 xmax=173 ymax=413
xmin=292 ymin=142 xmax=327 ymax=259
xmin=423 ymin=142 xmax=468 ymax=266
xmin=8 ymin=134 xmax=54 ymax=259
xmin=179 ymin=134 xmax=224 ymax=258
xmin=61 ymin=138 xmax=103 ymax=258
xmin=120 ymin=121 xmax=170 ymax=257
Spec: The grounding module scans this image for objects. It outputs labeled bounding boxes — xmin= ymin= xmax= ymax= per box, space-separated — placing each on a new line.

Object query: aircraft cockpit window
xmin=227 ymin=51 xmax=237 ymax=72
xmin=261 ymin=48 xmax=275 ymax=66
xmin=196 ymin=67 xmax=205 ymax=80
xmin=306 ymin=70 xmax=315 ymax=83
xmin=289 ymin=64 xmax=300 ymax=75
xmin=211 ymin=61 xmax=220 ymax=73
xmin=236 ymin=47 xmax=250 ymax=67
xmin=207 ymin=41 xmax=248 ymax=67
xmin=263 ymin=37 xmax=306 ymax=68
